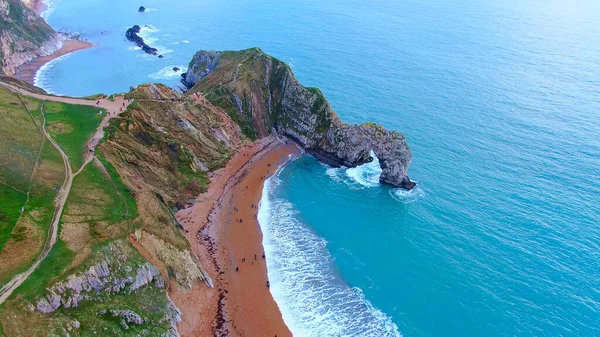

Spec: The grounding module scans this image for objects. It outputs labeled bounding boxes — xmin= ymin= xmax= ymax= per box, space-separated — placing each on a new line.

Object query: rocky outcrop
xmin=132 ymin=229 xmax=210 ymax=289
xmin=35 ymin=241 xmax=165 ymax=314
xmin=180 ymin=50 xmax=220 ymax=88
xmin=125 ymin=24 xmax=157 ymax=55
xmin=183 ymin=48 xmax=415 ymax=189
xmin=0 ymin=0 xmax=63 ymax=74
xmin=138 ymin=6 xmax=146 ymax=12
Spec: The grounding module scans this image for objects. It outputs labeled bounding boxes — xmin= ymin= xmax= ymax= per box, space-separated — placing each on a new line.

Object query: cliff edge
xmin=182 ymin=48 xmax=414 ymax=189
xmin=0 ymin=0 xmax=62 ymax=75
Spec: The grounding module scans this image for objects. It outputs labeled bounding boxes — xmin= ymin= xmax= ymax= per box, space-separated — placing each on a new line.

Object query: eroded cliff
xmin=182 ymin=48 xmax=415 ymax=189
xmin=0 ymin=0 xmax=62 ymax=75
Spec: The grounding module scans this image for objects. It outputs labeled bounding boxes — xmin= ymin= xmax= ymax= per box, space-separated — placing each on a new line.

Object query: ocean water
xmin=40 ymin=0 xmax=600 ymax=336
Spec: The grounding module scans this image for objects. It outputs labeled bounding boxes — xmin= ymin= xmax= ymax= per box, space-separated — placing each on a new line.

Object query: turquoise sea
xmin=40 ymin=0 xmax=600 ymax=336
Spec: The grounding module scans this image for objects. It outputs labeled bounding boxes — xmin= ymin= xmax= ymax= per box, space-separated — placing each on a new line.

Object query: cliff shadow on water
xmin=181 ymin=47 xmax=415 ymax=190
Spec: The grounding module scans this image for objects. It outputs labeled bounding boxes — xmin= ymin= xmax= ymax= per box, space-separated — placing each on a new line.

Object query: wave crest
xmin=259 ymin=166 xmax=403 ymax=337
xmin=148 ymin=66 xmax=187 ymax=79
xmin=326 ymin=151 xmax=382 ymax=189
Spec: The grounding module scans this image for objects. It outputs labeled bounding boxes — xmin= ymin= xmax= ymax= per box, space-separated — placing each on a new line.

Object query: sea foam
xmin=326 ymin=151 xmax=382 ymax=189
xmin=148 ymin=66 xmax=187 ymax=80
xmin=389 ymin=184 xmax=425 ymax=203
xmin=259 ymin=162 xmax=403 ymax=337
xmin=40 ymin=0 xmax=56 ymax=19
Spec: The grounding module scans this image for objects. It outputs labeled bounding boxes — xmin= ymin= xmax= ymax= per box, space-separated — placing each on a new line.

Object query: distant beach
xmin=15 ymin=40 xmax=93 ymax=87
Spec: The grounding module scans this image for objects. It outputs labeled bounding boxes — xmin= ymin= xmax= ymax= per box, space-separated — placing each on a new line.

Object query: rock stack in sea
xmin=125 ymin=24 xmax=157 ymax=55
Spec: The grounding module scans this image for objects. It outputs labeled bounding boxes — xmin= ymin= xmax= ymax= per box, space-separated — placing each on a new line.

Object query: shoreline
xmin=15 ymin=39 xmax=93 ymax=87
xmin=175 ymin=137 xmax=300 ymax=336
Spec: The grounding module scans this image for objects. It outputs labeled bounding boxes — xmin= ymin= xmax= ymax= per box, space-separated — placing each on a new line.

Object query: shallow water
xmin=41 ymin=0 xmax=600 ymax=335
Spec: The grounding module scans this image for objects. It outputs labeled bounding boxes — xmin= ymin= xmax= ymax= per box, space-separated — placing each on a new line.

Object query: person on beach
xmin=236 ymin=267 xmax=239 ymax=272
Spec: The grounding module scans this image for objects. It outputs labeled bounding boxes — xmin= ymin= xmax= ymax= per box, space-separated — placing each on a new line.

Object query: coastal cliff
xmin=182 ymin=48 xmax=414 ymax=189
xmin=0 ymin=0 xmax=62 ymax=75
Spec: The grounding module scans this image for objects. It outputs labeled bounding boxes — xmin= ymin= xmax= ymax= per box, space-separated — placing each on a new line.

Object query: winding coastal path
xmin=0 ymin=80 xmax=130 ymax=304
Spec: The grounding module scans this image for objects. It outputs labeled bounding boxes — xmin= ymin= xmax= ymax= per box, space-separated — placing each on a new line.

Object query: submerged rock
xmin=183 ymin=48 xmax=415 ymax=189
xmin=173 ymin=67 xmax=180 ymax=72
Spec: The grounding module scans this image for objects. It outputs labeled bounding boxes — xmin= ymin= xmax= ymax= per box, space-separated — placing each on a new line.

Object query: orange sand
xmin=175 ymin=137 xmax=301 ymax=336
xmin=16 ymin=40 xmax=93 ymax=86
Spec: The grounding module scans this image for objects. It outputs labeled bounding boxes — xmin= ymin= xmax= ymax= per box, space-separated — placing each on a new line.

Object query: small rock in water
xmin=138 ymin=6 xmax=146 ymax=12
xmin=173 ymin=67 xmax=180 ymax=72
xmin=158 ymin=55 xmax=163 ymax=58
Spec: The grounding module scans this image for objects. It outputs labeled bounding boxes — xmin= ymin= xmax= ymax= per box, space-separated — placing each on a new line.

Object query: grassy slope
xmin=43 ymin=101 xmax=104 ymax=171
xmin=0 ymin=87 xmax=64 ymax=287
xmin=0 ymin=79 xmax=255 ymax=335
xmin=0 ymin=188 xmax=26 ymax=251
xmin=0 ymin=83 xmax=243 ymax=335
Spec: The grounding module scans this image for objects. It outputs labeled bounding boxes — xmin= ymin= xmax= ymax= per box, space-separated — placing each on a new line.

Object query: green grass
xmin=43 ymin=101 xmax=104 ymax=171
xmin=0 ymin=87 xmax=44 ymax=192
xmin=80 ymin=93 xmax=106 ymax=100
xmin=0 ymin=139 xmax=64 ymax=287
xmin=0 ymin=186 xmax=27 ymax=252
xmin=11 ymin=240 xmax=75 ymax=301
xmin=68 ymin=162 xmax=131 ymax=225
xmin=96 ymin=155 xmax=139 ymax=220
xmin=59 ymin=285 xmax=172 ymax=336
xmin=0 ymin=319 xmax=6 ymax=337
xmin=4 ymin=241 xmax=174 ymax=336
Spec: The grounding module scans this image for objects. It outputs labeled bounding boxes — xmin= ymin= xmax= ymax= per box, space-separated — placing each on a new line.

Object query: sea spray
xmin=148 ymin=66 xmax=188 ymax=80
xmin=325 ymin=151 xmax=382 ymax=189
xmin=40 ymin=0 xmax=56 ymax=19
xmin=259 ymin=158 xmax=402 ymax=337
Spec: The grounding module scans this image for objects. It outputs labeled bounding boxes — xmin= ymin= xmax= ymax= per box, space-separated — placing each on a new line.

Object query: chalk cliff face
xmin=182 ymin=48 xmax=415 ymax=189
xmin=0 ymin=0 xmax=62 ymax=75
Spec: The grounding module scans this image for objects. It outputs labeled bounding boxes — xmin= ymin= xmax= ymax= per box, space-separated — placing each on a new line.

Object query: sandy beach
xmin=174 ymin=137 xmax=301 ymax=336
xmin=15 ymin=39 xmax=93 ymax=86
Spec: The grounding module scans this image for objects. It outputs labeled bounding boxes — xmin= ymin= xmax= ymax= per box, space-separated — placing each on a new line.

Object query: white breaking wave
xmin=136 ymin=26 xmax=174 ymax=55
xmin=389 ymin=184 xmax=425 ymax=203
xmin=40 ymin=0 xmax=56 ymax=19
xmin=34 ymin=53 xmax=73 ymax=95
xmin=259 ymin=162 xmax=403 ymax=337
xmin=326 ymin=151 xmax=382 ymax=189
xmin=325 ymin=152 xmax=424 ymax=203
xmin=148 ymin=66 xmax=187 ymax=80
xmin=137 ymin=26 xmax=158 ymax=47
